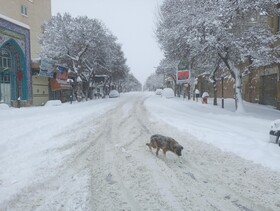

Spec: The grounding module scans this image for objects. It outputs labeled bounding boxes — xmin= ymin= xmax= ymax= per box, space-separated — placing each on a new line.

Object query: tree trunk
xmin=234 ymin=73 xmax=245 ymax=113
xmin=229 ymin=61 xmax=245 ymax=113
xmin=213 ymin=80 xmax=218 ymax=106
xmin=83 ymin=81 xmax=89 ymax=101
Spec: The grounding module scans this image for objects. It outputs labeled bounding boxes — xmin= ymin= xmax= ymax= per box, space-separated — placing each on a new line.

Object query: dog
xmin=146 ymin=134 xmax=183 ymax=157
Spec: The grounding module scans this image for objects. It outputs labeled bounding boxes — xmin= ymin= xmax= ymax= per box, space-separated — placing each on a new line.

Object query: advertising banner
xmin=56 ymin=65 xmax=68 ymax=80
xmin=39 ymin=59 xmax=55 ymax=78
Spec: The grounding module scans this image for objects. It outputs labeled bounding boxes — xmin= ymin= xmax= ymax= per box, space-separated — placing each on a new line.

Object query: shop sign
xmin=40 ymin=59 xmax=55 ymax=78
xmin=177 ymin=60 xmax=191 ymax=83
xmin=56 ymin=65 xmax=68 ymax=80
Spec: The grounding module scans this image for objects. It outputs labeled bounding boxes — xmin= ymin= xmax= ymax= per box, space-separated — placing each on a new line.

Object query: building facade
xmin=0 ymin=0 xmax=52 ymax=106
xmin=0 ymin=15 xmax=31 ymax=106
xmin=241 ymin=15 xmax=280 ymax=109
xmin=202 ymin=13 xmax=280 ymax=109
xmin=0 ymin=0 xmax=51 ymax=59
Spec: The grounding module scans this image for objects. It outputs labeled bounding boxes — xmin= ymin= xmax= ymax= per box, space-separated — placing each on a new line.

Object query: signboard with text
xmin=39 ymin=59 xmax=55 ymax=78
xmin=177 ymin=60 xmax=190 ymax=83
xmin=56 ymin=65 xmax=68 ymax=80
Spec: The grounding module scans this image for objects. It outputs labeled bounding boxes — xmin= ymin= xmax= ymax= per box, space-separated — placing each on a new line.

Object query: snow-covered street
xmin=1 ymin=92 xmax=280 ymax=210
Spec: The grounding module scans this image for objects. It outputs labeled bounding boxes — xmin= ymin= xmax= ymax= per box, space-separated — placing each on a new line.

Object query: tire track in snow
xmin=89 ymin=95 xmax=188 ymax=210
xmin=0 ymin=118 xmax=100 ymax=211
xmin=110 ymin=94 xmax=280 ymax=211
xmin=89 ymin=94 xmax=272 ymax=210
xmin=142 ymin=96 xmax=280 ymax=211
xmin=3 ymin=93 xmax=280 ymax=210
xmin=89 ymin=101 xmax=142 ymax=210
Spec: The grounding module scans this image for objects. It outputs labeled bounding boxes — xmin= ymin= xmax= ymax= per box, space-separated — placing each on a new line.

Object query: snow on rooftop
xmin=0 ymin=14 xmax=30 ymax=29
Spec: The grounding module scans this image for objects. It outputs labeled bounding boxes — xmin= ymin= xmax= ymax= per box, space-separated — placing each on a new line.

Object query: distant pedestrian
xmin=202 ymin=92 xmax=209 ymax=104
xmin=195 ymin=89 xmax=200 ymax=102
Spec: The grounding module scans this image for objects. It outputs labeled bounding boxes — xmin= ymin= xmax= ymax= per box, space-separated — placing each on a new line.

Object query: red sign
xmin=177 ymin=71 xmax=189 ymax=80
xmin=177 ymin=70 xmax=190 ymax=83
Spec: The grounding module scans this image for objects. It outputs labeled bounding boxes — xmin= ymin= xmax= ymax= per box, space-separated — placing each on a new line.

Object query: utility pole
xmin=221 ymin=76 xmax=224 ymax=109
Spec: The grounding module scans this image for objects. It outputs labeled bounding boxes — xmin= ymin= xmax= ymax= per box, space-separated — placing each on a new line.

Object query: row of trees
xmin=40 ymin=13 xmax=141 ymax=99
xmin=153 ymin=0 xmax=280 ymax=112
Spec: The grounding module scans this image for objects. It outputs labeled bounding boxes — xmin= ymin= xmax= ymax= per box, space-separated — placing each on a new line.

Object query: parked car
xmin=162 ymin=88 xmax=175 ymax=98
xmin=269 ymin=119 xmax=280 ymax=146
xmin=109 ymin=90 xmax=120 ymax=98
xmin=155 ymin=89 xmax=163 ymax=95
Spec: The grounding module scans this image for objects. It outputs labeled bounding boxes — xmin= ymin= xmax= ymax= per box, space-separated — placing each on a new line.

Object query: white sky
xmin=51 ymin=0 xmax=164 ymax=85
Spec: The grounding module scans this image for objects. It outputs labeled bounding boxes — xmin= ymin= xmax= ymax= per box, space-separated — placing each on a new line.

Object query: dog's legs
xmin=146 ymin=143 xmax=152 ymax=151
xmin=156 ymin=147 xmax=160 ymax=156
xmin=163 ymin=149 xmax=167 ymax=159
xmin=163 ymin=152 xmax=167 ymax=160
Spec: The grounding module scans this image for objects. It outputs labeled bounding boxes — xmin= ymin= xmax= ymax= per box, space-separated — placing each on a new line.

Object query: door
xmin=0 ymin=49 xmax=12 ymax=105
xmin=261 ymin=74 xmax=277 ymax=107
xmin=0 ymin=83 xmax=11 ymax=104
xmin=0 ymin=70 xmax=11 ymax=105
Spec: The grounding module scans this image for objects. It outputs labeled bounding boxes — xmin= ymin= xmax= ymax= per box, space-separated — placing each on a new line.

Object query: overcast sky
xmin=51 ymin=0 xmax=164 ymax=85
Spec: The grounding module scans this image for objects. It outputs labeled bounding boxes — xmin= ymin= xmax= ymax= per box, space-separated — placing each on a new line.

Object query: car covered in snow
xmin=162 ymin=88 xmax=175 ymax=98
xmin=155 ymin=89 xmax=163 ymax=95
xmin=269 ymin=119 xmax=280 ymax=146
xmin=109 ymin=90 xmax=120 ymax=98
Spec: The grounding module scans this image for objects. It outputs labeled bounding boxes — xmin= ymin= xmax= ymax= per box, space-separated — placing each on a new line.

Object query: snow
xmin=201 ymin=92 xmax=209 ymax=98
xmin=271 ymin=119 xmax=280 ymax=131
xmin=145 ymin=95 xmax=280 ymax=171
xmin=162 ymin=87 xmax=175 ymax=98
xmin=0 ymin=14 xmax=30 ymax=29
xmin=0 ymin=103 xmax=9 ymax=110
xmin=0 ymin=92 xmax=280 ymax=210
xmin=44 ymin=100 xmax=62 ymax=106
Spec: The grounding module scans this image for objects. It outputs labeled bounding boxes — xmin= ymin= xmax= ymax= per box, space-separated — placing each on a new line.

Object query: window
xmin=0 ymin=50 xmax=11 ymax=69
xmin=21 ymin=5 xmax=28 ymax=16
xmin=0 ymin=73 xmax=10 ymax=83
xmin=0 ymin=50 xmax=11 ymax=83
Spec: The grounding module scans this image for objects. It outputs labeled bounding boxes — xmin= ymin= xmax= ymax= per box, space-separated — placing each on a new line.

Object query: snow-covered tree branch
xmin=40 ymin=13 xmax=129 ymax=100
xmin=156 ymin=0 xmax=280 ymax=112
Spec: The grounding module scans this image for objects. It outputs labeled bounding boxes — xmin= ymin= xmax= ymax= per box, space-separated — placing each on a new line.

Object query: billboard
xmin=56 ymin=65 xmax=68 ymax=80
xmin=39 ymin=59 xmax=55 ymax=78
xmin=177 ymin=60 xmax=190 ymax=83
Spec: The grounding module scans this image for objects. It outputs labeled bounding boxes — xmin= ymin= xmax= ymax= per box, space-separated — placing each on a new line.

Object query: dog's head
xmin=175 ymin=145 xmax=184 ymax=156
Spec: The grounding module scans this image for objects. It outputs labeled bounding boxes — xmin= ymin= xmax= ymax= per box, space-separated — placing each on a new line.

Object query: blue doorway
xmin=0 ymin=39 xmax=27 ymax=105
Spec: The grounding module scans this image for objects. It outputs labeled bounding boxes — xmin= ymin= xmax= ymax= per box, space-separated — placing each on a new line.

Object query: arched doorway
xmin=0 ymin=39 xmax=26 ymax=105
xmin=0 ymin=48 xmax=11 ymax=104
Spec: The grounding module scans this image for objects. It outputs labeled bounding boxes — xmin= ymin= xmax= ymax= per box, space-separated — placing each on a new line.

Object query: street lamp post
xmin=221 ymin=76 xmax=224 ymax=109
xmin=70 ymin=85 xmax=73 ymax=104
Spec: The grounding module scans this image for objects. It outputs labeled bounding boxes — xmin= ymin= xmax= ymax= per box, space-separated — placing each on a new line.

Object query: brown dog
xmin=146 ymin=134 xmax=183 ymax=157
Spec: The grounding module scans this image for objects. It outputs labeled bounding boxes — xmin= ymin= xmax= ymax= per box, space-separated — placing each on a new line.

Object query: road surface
xmin=2 ymin=94 xmax=280 ymax=211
